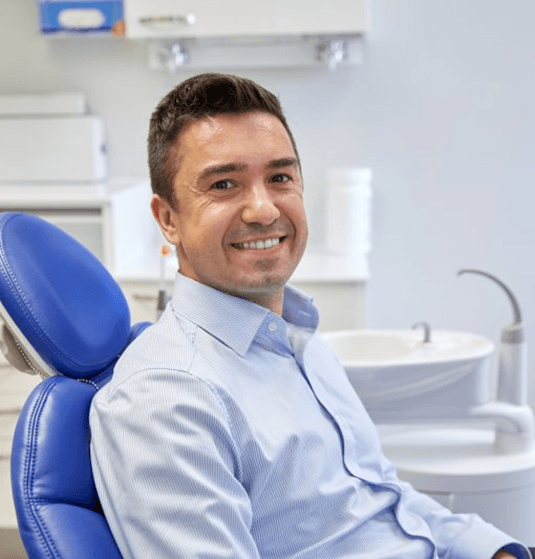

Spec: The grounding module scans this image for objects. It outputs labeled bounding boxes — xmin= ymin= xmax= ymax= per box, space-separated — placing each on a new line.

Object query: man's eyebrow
xmin=199 ymin=162 xmax=247 ymax=180
xmin=266 ymin=157 xmax=299 ymax=170
xmin=199 ymin=158 xmax=299 ymax=181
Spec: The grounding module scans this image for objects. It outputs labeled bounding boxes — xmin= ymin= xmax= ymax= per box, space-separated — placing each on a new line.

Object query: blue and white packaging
xmin=39 ymin=0 xmax=123 ymax=34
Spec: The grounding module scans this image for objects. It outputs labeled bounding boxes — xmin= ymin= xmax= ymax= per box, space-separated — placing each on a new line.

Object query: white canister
xmin=327 ymin=167 xmax=372 ymax=255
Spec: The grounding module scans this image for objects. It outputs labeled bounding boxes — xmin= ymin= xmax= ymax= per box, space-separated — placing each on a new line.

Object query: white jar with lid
xmin=326 ymin=167 xmax=372 ymax=256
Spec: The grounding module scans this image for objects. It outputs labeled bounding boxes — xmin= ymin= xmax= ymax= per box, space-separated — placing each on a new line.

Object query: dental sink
xmin=321 ymin=329 xmax=495 ymax=423
xmin=323 ymin=329 xmax=493 ymax=362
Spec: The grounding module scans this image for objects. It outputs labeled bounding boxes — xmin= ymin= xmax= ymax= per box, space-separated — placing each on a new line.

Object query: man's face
xmin=152 ymin=111 xmax=308 ymax=313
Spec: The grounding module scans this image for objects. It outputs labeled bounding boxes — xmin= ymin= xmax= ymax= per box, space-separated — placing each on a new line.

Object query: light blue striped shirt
xmin=90 ymin=273 xmax=528 ymax=558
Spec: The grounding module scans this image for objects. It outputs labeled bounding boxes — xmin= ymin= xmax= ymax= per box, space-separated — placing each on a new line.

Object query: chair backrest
xmin=0 ymin=212 xmax=150 ymax=558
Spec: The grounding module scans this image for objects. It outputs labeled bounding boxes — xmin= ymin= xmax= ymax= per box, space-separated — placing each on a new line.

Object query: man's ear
xmin=151 ymin=194 xmax=180 ymax=246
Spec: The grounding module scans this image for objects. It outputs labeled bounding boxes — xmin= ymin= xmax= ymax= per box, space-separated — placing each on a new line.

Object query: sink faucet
xmin=412 ymin=321 xmax=431 ymax=343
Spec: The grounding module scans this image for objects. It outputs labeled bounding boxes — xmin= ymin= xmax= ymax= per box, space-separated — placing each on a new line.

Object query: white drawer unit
xmin=0 ymin=358 xmax=40 ymax=557
xmin=124 ymin=0 xmax=369 ymax=39
xmin=0 ymin=357 xmax=41 ymax=533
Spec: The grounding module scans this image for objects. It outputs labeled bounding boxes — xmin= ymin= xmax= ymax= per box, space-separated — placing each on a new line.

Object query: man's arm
xmin=394 ymin=477 xmax=531 ymax=559
xmin=90 ymin=368 xmax=261 ymax=558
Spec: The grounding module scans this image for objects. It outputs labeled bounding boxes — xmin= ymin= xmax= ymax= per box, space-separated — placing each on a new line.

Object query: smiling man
xmin=90 ymin=74 xmax=529 ymax=558
xmin=151 ymin=110 xmax=308 ymax=314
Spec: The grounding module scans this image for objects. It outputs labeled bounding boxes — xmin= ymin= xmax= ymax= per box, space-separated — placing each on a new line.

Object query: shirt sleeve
xmin=90 ymin=367 xmax=261 ymax=559
xmin=395 ymin=477 xmax=531 ymax=559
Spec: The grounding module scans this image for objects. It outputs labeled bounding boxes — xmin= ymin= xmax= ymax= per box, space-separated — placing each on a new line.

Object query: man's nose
xmin=241 ymin=184 xmax=280 ymax=226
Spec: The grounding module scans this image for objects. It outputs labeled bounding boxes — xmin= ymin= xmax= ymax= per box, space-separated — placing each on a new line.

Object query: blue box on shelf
xmin=39 ymin=0 xmax=124 ymax=34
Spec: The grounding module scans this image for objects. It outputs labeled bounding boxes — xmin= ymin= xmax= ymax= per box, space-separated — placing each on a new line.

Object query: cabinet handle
xmin=139 ymin=14 xmax=196 ymax=26
xmin=132 ymin=293 xmax=157 ymax=303
xmin=0 ymin=408 xmax=22 ymax=417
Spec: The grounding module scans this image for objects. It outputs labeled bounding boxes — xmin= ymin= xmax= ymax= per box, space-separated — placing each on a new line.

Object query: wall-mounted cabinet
xmin=124 ymin=0 xmax=369 ymax=40
xmin=38 ymin=1 xmax=370 ymax=69
xmin=123 ymin=0 xmax=370 ymax=70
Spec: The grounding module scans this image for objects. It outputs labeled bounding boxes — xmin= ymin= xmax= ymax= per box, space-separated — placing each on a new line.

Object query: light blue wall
xmin=2 ymin=1 xmax=535 ymax=407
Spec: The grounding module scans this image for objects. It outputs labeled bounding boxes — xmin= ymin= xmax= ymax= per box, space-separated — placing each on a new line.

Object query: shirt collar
xmin=171 ymin=273 xmax=319 ymax=356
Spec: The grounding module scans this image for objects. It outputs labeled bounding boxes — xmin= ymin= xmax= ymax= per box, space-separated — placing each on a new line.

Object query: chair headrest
xmin=0 ymin=212 xmax=131 ymax=379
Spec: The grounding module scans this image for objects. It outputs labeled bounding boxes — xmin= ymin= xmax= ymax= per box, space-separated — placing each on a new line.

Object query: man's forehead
xmin=180 ymin=111 xmax=290 ymax=143
xmin=175 ymin=112 xmax=297 ymax=169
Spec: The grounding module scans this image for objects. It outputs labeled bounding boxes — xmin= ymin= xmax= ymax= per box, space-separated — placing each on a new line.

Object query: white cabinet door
xmin=0 ymin=360 xmax=41 ymax=531
xmin=125 ymin=0 xmax=369 ymax=39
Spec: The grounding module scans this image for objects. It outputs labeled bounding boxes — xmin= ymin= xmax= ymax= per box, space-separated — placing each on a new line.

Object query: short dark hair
xmin=148 ymin=73 xmax=300 ymax=205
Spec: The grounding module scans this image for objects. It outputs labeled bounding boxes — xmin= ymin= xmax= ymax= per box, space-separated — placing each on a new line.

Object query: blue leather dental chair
xmin=0 ymin=212 xmax=150 ymax=558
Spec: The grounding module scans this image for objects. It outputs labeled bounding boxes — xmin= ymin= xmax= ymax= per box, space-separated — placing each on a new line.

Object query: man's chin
xmin=226 ymin=275 xmax=289 ymax=308
xmin=245 ymin=265 xmax=297 ymax=289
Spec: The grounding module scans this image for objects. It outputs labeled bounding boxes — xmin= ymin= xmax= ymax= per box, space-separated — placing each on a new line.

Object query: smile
xmin=232 ymin=237 xmax=283 ymax=250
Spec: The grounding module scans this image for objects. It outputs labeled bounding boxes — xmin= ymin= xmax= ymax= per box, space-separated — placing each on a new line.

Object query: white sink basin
xmin=321 ymin=329 xmax=495 ymax=422
xmin=323 ymin=329 xmax=493 ymax=363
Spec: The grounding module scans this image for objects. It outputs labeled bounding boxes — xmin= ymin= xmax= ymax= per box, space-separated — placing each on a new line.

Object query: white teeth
xmin=235 ymin=237 xmax=281 ymax=250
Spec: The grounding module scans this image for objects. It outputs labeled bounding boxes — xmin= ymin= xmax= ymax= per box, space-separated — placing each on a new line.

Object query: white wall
xmin=2 ymin=1 xmax=535 ymax=407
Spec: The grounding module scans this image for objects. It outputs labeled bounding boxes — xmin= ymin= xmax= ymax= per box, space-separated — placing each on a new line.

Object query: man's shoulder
xmin=99 ymin=310 xmax=197 ymax=391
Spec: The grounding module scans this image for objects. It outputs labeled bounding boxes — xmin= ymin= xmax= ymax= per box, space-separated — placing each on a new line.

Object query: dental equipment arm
xmin=458 ymin=269 xmax=533 ymax=453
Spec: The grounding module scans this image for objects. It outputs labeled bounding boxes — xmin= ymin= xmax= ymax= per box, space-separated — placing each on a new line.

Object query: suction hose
xmin=458 ymin=269 xmax=525 ymax=404
xmin=458 ymin=269 xmax=532 ymax=453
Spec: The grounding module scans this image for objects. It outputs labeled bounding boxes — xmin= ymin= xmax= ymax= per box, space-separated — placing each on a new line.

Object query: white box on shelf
xmin=0 ymin=116 xmax=107 ymax=183
xmin=0 ymin=93 xmax=87 ymax=117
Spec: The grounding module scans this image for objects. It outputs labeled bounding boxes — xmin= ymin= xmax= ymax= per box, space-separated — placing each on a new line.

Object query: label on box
xmin=39 ymin=1 xmax=123 ymax=34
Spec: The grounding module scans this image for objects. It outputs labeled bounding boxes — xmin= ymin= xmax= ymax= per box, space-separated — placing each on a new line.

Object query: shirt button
xmin=268 ymin=322 xmax=278 ymax=332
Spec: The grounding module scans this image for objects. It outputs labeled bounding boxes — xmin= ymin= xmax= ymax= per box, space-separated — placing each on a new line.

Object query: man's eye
xmin=271 ymin=174 xmax=290 ymax=183
xmin=210 ymin=180 xmax=233 ymax=190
